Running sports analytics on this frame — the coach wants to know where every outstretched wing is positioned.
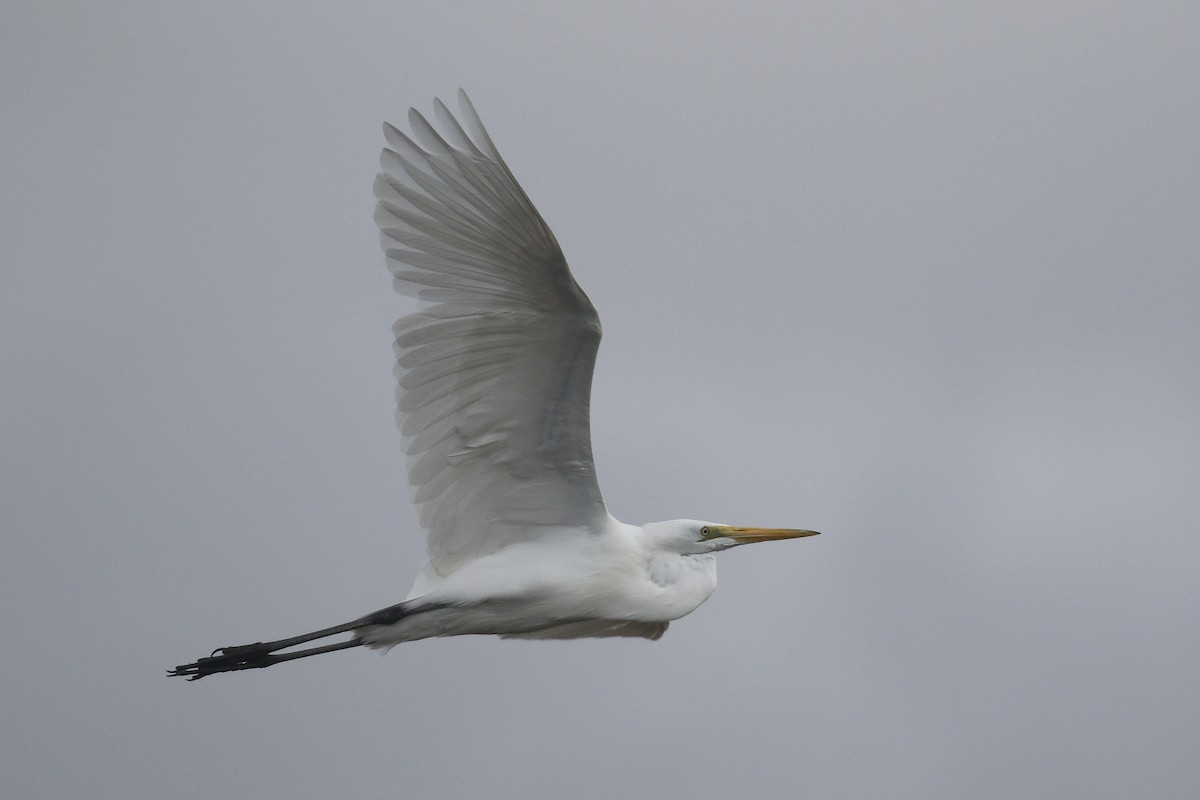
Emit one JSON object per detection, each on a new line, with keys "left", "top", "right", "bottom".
{"left": 374, "top": 91, "right": 608, "bottom": 596}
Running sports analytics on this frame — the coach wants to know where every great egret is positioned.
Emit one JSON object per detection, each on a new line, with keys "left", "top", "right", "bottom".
{"left": 169, "top": 91, "right": 818, "bottom": 680}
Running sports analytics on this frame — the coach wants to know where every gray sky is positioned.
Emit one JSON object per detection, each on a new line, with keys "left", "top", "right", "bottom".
{"left": 4, "top": 2, "right": 1198, "bottom": 798}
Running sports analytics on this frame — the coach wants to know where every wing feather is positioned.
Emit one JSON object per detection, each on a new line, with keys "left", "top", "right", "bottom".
{"left": 375, "top": 92, "right": 607, "bottom": 597}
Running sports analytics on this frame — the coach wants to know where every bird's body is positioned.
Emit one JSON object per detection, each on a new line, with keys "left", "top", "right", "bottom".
{"left": 359, "top": 520, "right": 718, "bottom": 647}
{"left": 170, "top": 92, "right": 817, "bottom": 680}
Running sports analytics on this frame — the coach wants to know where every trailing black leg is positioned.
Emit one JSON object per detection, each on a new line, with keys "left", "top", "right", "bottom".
{"left": 168, "top": 617, "right": 366, "bottom": 680}
{"left": 168, "top": 638, "right": 364, "bottom": 680}
{"left": 167, "top": 600, "right": 433, "bottom": 680}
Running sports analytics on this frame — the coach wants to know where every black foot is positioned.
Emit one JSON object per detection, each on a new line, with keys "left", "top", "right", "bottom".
{"left": 168, "top": 642, "right": 276, "bottom": 680}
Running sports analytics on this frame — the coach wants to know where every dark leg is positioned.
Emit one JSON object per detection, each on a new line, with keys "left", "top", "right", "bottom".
{"left": 168, "top": 600, "right": 426, "bottom": 680}
{"left": 168, "top": 637, "right": 363, "bottom": 680}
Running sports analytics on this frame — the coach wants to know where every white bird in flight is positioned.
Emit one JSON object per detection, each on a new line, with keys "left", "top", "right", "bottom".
{"left": 170, "top": 91, "right": 818, "bottom": 680}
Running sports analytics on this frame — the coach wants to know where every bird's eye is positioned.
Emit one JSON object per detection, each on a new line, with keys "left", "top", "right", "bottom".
{"left": 701, "top": 526, "right": 711, "bottom": 537}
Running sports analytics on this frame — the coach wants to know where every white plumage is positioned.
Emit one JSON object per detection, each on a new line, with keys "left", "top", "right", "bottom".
{"left": 374, "top": 93, "right": 606, "bottom": 598}
{"left": 169, "top": 91, "right": 817, "bottom": 679}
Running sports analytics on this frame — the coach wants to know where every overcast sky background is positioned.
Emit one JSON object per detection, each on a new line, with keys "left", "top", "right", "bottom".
{"left": 3, "top": 3, "right": 1198, "bottom": 798}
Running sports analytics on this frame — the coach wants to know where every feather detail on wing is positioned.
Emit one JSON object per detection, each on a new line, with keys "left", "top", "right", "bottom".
{"left": 374, "top": 91, "right": 607, "bottom": 596}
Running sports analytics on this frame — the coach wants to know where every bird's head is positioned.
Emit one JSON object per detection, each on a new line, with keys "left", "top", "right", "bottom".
{"left": 647, "top": 519, "right": 820, "bottom": 555}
